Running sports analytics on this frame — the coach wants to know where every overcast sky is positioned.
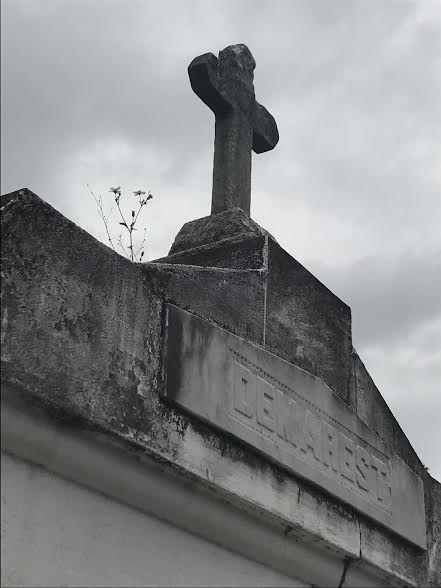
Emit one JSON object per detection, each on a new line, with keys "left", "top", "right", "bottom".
{"left": 2, "top": 0, "right": 440, "bottom": 481}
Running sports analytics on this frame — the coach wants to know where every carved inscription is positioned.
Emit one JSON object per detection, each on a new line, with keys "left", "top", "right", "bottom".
{"left": 165, "top": 304, "right": 427, "bottom": 548}
{"left": 232, "top": 359, "right": 392, "bottom": 511}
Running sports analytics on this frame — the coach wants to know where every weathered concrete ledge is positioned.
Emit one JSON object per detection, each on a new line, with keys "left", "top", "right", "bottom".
{"left": 1, "top": 189, "right": 440, "bottom": 586}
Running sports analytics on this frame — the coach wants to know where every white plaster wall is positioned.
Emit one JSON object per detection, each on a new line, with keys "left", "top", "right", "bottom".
{"left": 1, "top": 451, "right": 307, "bottom": 588}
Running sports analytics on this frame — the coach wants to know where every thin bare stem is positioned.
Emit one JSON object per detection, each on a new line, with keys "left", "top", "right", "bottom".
{"left": 128, "top": 203, "right": 146, "bottom": 262}
{"left": 114, "top": 198, "right": 134, "bottom": 261}
{"left": 91, "top": 186, "right": 153, "bottom": 262}
{"left": 132, "top": 202, "right": 144, "bottom": 228}
{"left": 115, "top": 198, "right": 129, "bottom": 230}
{"left": 87, "top": 184, "right": 116, "bottom": 252}
{"left": 116, "top": 234, "right": 130, "bottom": 258}
{"left": 129, "top": 230, "right": 134, "bottom": 262}
{"left": 134, "top": 228, "right": 147, "bottom": 261}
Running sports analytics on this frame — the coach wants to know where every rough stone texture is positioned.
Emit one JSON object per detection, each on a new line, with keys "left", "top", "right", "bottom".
{"left": 265, "top": 239, "right": 352, "bottom": 403}
{"left": 167, "top": 207, "right": 274, "bottom": 257}
{"left": 359, "top": 517, "right": 427, "bottom": 587}
{"left": 1, "top": 191, "right": 266, "bottom": 410}
{"left": 2, "top": 188, "right": 440, "bottom": 586}
{"left": 188, "top": 44, "right": 279, "bottom": 216}
{"left": 165, "top": 235, "right": 267, "bottom": 271}
{"left": 426, "top": 480, "right": 441, "bottom": 585}
{"left": 353, "top": 352, "right": 425, "bottom": 476}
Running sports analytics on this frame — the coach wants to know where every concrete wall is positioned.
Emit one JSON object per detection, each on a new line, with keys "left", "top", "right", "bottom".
{"left": 1, "top": 451, "right": 306, "bottom": 588}
{"left": 2, "top": 189, "right": 440, "bottom": 587}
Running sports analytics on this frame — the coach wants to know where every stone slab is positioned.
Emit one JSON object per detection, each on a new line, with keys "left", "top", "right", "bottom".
{"left": 164, "top": 304, "right": 426, "bottom": 549}
{"left": 264, "top": 238, "right": 352, "bottom": 403}
{"left": 167, "top": 208, "right": 273, "bottom": 256}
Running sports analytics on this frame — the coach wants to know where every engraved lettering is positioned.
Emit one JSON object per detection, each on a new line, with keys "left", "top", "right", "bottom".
{"left": 303, "top": 410, "right": 322, "bottom": 462}
{"left": 323, "top": 422, "right": 340, "bottom": 472}
{"left": 230, "top": 359, "right": 394, "bottom": 514}
{"left": 257, "top": 377, "right": 275, "bottom": 431}
{"left": 340, "top": 433, "right": 355, "bottom": 483}
{"left": 276, "top": 391, "right": 298, "bottom": 446}
{"left": 291, "top": 401, "right": 306, "bottom": 449}
{"left": 355, "top": 445, "right": 371, "bottom": 492}
{"left": 372, "top": 456, "right": 392, "bottom": 507}
{"left": 166, "top": 310, "right": 434, "bottom": 549}
{"left": 233, "top": 362, "right": 255, "bottom": 418}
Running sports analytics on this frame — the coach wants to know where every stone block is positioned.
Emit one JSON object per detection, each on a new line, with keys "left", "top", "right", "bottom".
{"left": 160, "top": 212, "right": 353, "bottom": 403}
{"left": 353, "top": 353, "right": 425, "bottom": 477}
{"left": 167, "top": 207, "right": 273, "bottom": 256}
{"left": 264, "top": 239, "right": 352, "bottom": 402}
{"left": 161, "top": 234, "right": 267, "bottom": 270}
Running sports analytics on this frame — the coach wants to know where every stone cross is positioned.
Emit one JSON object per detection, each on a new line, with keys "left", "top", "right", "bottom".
{"left": 188, "top": 44, "right": 279, "bottom": 216}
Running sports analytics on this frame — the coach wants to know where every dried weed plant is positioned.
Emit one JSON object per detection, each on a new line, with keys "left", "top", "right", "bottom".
{"left": 88, "top": 184, "right": 153, "bottom": 262}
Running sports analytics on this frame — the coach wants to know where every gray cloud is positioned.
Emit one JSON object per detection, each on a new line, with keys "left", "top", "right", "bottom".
{"left": 310, "top": 250, "right": 441, "bottom": 346}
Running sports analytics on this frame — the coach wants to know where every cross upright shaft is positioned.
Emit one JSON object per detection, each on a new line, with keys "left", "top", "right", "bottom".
{"left": 188, "top": 44, "right": 279, "bottom": 216}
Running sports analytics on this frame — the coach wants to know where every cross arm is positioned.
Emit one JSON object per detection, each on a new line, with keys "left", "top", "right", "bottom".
{"left": 188, "top": 53, "right": 229, "bottom": 115}
{"left": 252, "top": 102, "right": 279, "bottom": 153}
